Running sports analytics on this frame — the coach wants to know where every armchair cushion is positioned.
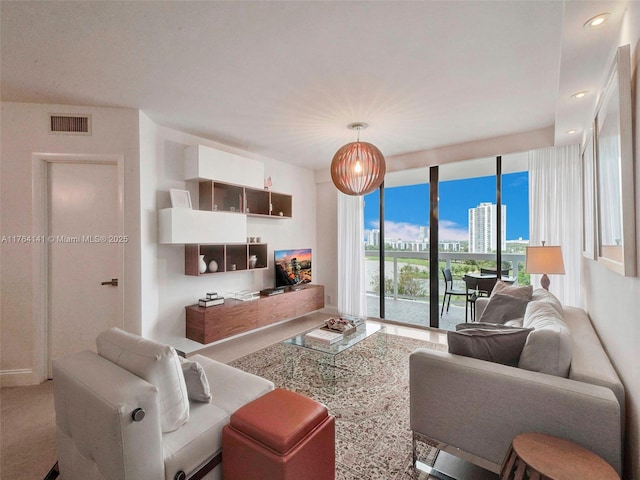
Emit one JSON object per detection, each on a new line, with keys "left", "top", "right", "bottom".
{"left": 162, "top": 402, "right": 228, "bottom": 480}
{"left": 96, "top": 327, "right": 189, "bottom": 432}
{"left": 192, "top": 354, "right": 275, "bottom": 414}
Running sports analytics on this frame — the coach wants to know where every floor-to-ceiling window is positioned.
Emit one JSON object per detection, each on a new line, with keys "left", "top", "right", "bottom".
{"left": 364, "top": 173, "right": 429, "bottom": 324}
{"left": 364, "top": 152, "right": 529, "bottom": 330}
{"left": 502, "top": 170, "right": 531, "bottom": 286}
{"left": 364, "top": 187, "right": 382, "bottom": 319}
{"left": 438, "top": 157, "right": 497, "bottom": 328}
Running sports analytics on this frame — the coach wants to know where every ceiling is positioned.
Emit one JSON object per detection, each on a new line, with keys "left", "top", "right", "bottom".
{"left": 0, "top": 1, "right": 629, "bottom": 172}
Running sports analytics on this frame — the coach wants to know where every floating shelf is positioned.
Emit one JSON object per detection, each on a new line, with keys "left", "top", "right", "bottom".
{"left": 185, "top": 243, "right": 268, "bottom": 276}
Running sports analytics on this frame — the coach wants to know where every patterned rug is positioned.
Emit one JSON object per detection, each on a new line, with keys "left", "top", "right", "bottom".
{"left": 228, "top": 330, "right": 447, "bottom": 479}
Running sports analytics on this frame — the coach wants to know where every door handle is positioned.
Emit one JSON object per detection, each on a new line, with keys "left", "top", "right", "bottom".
{"left": 101, "top": 278, "right": 118, "bottom": 286}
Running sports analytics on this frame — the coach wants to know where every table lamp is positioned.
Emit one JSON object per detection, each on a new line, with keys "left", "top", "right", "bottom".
{"left": 525, "top": 242, "right": 565, "bottom": 290}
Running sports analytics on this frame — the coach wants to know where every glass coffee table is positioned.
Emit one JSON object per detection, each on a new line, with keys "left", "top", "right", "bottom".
{"left": 282, "top": 322, "right": 386, "bottom": 392}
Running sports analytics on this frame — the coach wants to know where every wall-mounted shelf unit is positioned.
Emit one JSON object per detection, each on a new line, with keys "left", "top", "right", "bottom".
{"left": 158, "top": 208, "right": 247, "bottom": 244}
{"left": 198, "top": 180, "right": 292, "bottom": 218}
{"left": 269, "top": 192, "right": 293, "bottom": 218}
{"left": 185, "top": 144, "right": 264, "bottom": 188}
{"left": 245, "top": 188, "right": 270, "bottom": 216}
{"left": 185, "top": 243, "right": 268, "bottom": 276}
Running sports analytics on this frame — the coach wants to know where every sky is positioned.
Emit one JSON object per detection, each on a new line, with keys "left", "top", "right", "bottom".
{"left": 364, "top": 172, "right": 529, "bottom": 242}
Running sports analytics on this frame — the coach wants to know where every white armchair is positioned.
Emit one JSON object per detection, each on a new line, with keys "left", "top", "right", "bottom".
{"left": 50, "top": 328, "right": 274, "bottom": 480}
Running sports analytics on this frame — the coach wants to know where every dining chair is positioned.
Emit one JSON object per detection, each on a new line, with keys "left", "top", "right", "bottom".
{"left": 464, "top": 275, "right": 499, "bottom": 321}
{"left": 441, "top": 268, "right": 468, "bottom": 317}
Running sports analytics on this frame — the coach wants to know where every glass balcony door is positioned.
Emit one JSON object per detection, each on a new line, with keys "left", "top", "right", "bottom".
{"left": 364, "top": 153, "right": 529, "bottom": 330}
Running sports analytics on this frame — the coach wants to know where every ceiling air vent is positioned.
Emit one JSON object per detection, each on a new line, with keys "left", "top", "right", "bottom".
{"left": 48, "top": 114, "right": 91, "bottom": 135}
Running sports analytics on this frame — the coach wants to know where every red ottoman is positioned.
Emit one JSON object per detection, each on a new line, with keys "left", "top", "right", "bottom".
{"left": 222, "top": 388, "right": 335, "bottom": 480}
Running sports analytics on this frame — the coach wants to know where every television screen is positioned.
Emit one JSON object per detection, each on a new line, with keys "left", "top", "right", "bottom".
{"left": 274, "top": 248, "right": 312, "bottom": 287}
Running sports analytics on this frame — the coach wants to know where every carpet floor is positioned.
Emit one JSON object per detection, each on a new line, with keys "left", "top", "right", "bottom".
{"left": 0, "top": 329, "right": 445, "bottom": 480}
{"left": 1, "top": 381, "right": 57, "bottom": 480}
{"left": 227, "top": 331, "right": 446, "bottom": 480}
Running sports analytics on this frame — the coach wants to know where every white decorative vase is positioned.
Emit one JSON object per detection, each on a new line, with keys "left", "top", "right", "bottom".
{"left": 208, "top": 260, "right": 218, "bottom": 273}
{"left": 198, "top": 255, "right": 207, "bottom": 274}
{"left": 249, "top": 255, "right": 258, "bottom": 269}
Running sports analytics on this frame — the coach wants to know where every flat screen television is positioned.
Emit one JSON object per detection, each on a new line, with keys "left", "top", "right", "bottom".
{"left": 274, "top": 248, "right": 312, "bottom": 287}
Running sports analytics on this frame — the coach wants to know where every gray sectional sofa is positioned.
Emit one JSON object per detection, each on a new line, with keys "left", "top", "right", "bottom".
{"left": 409, "top": 287, "right": 624, "bottom": 475}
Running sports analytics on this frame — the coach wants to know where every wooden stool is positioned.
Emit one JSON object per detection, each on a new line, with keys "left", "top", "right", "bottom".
{"left": 500, "top": 432, "right": 619, "bottom": 480}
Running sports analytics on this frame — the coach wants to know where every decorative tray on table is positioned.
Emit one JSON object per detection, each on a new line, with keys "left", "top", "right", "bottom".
{"left": 322, "top": 317, "right": 357, "bottom": 336}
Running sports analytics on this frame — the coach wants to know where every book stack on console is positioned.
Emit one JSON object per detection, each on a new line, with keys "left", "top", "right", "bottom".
{"left": 199, "top": 292, "right": 224, "bottom": 307}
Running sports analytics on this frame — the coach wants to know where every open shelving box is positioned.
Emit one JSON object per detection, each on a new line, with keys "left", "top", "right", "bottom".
{"left": 185, "top": 243, "right": 269, "bottom": 276}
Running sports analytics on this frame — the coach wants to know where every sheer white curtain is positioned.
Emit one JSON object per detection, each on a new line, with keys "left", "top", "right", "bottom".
{"left": 337, "top": 192, "right": 367, "bottom": 318}
{"left": 528, "top": 145, "right": 582, "bottom": 306}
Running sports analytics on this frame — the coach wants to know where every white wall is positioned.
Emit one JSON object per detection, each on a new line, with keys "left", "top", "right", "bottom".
{"left": 0, "top": 103, "right": 317, "bottom": 386}
{"left": 582, "top": 4, "right": 640, "bottom": 478}
{"left": 314, "top": 180, "right": 338, "bottom": 312}
{"left": 0, "top": 102, "right": 141, "bottom": 386}
{"left": 138, "top": 114, "right": 318, "bottom": 343}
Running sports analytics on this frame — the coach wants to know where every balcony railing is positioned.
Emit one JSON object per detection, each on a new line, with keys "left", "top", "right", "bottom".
{"left": 365, "top": 250, "right": 527, "bottom": 300}
{"left": 364, "top": 250, "right": 527, "bottom": 329}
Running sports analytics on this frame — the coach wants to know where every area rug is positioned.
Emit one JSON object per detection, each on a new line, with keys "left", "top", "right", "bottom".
{"left": 228, "top": 331, "right": 447, "bottom": 480}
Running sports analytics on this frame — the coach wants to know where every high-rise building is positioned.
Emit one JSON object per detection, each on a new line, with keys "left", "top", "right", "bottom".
{"left": 367, "top": 229, "right": 380, "bottom": 247}
{"left": 418, "top": 226, "right": 428, "bottom": 242}
{"left": 468, "top": 202, "right": 506, "bottom": 253}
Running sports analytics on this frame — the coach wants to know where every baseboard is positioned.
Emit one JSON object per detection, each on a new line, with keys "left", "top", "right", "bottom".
{"left": 0, "top": 368, "right": 35, "bottom": 387}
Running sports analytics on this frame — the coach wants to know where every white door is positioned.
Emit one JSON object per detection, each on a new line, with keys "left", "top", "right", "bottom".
{"left": 47, "top": 161, "right": 124, "bottom": 377}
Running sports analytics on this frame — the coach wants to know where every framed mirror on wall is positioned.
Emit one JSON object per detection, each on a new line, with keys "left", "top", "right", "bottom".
{"left": 594, "top": 44, "right": 636, "bottom": 277}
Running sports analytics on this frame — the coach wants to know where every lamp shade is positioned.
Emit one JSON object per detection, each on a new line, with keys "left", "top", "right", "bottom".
{"left": 525, "top": 246, "right": 565, "bottom": 274}
{"left": 330, "top": 141, "right": 386, "bottom": 196}
{"left": 526, "top": 245, "right": 565, "bottom": 290}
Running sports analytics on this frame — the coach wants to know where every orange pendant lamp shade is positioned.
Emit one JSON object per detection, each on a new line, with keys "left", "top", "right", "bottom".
{"left": 330, "top": 124, "right": 386, "bottom": 196}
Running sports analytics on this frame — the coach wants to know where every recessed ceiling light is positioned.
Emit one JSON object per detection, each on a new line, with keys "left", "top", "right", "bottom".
{"left": 584, "top": 13, "right": 610, "bottom": 28}
{"left": 571, "top": 91, "right": 589, "bottom": 99}
{"left": 566, "top": 129, "right": 577, "bottom": 134}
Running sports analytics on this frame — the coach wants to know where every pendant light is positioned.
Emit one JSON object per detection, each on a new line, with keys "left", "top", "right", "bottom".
{"left": 330, "top": 122, "right": 386, "bottom": 196}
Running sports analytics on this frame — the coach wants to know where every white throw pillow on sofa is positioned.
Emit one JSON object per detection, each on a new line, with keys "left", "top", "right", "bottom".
{"left": 96, "top": 327, "right": 190, "bottom": 432}
{"left": 530, "top": 288, "right": 563, "bottom": 316}
{"left": 519, "top": 301, "right": 572, "bottom": 377}
{"left": 179, "top": 357, "right": 212, "bottom": 403}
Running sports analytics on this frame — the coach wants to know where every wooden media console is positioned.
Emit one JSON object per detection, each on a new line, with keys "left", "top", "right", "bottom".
{"left": 186, "top": 284, "right": 325, "bottom": 344}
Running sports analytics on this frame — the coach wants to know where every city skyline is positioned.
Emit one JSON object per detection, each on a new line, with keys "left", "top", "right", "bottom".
{"left": 364, "top": 171, "right": 529, "bottom": 242}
